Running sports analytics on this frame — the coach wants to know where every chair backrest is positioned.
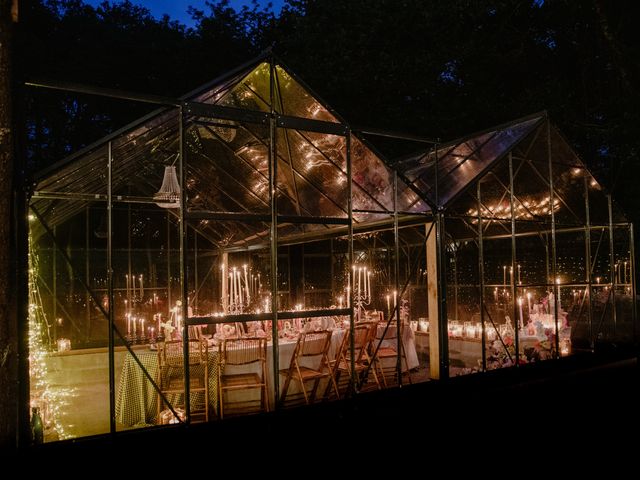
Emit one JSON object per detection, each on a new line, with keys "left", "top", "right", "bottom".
{"left": 188, "top": 325, "right": 203, "bottom": 340}
{"left": 220, "top": 337, "right": 266, "bottom": 366}
{"left": 299, "top": 330, "right": 332, "bottom": 358}
{"left": 160, "top": 339, "right": 207, "bottom": 368}
{"left": 334, "top": 324, "right": 371, "bottom": 366}
{"left": 376, "top": 320, "right": 398, "bottom": 342}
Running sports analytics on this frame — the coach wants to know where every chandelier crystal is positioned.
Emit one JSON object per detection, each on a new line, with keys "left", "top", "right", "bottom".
{"left": 154, "top": 165, "right": 181, "bottom": 208}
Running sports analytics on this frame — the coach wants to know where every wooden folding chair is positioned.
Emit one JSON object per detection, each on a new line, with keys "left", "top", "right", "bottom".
{"left": 218, "top": 337, "right": 269, "bottom": 419}
{"left": 279, "top": 330, "right": 338, "bottom": 405}
{"left": 372, "top": 320, "right": 412, "bottom": 387}
{"left": 157, "top": 338, "right": 209, "bottom": 423}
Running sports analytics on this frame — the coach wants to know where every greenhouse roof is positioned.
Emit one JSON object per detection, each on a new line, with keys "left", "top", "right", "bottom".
{"left": 30, "top": 54, "right": 429, "bottom": 247}
{"left": 30, "top": 54, "right": 625, "bottom": 248}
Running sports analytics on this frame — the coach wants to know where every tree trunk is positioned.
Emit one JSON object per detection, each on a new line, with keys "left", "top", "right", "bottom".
{"left": 0, "top": 0, "right": 17, "bottom": 449}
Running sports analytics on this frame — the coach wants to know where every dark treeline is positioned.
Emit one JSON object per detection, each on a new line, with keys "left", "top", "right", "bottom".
{"left": 19, "top": 0, "right": 640, "bottom": 216}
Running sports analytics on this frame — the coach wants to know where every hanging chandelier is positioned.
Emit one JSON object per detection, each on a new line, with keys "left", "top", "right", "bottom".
{"left": 154, "top": 165, "right": 181, "bottom": 208}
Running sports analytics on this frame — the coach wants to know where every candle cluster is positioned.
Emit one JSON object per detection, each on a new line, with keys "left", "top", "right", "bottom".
{"left": 224, "top": 264, "right": 260, "bottom": 314}
{"left": 614, "top": 260, "right": 632, "bottom": 285}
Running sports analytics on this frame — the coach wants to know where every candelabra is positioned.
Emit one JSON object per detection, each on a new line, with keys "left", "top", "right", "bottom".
{"left": 352, "top": 265, "right": 372, "bottom": 320}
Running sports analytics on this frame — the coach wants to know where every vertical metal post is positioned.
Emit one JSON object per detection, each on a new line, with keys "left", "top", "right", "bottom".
{"left": 167, "top": 210, "right": 171, "bottom": 309}
{"left": 107, "top": 141, "right": 116, "bottom": 434}
{"left": 608, "top": 194, "right": 616, "bottom": 336}
{"left": 630, "top": 223, "right": 637, "bottom": 345}
{"left": 347, "top": 133, "right": 356, "bottom": 390}
{"left": 268, "top": 58, "right": 280, "bottom": 406}
{"left": 52, "top": 225, "right": 57, "bottom": 340}
{"left": 547, "top": 122, "right": 560, "bottom": 357}
{"left": 178, "top": 106, "right": 191, "bottom": 423}
{"left": 128, "top": 201, "right": 132, "bottom": 308}
{"left": 453, "top": 247, "right": 458, "bottom": 320}
{"left": 478, "top": 182, "right": 487, "bottom": 371}
{"left": 85, "top": 207, "right": 90, "bottom": 337}
{"left": 393, "top": 170, "right": 402, "bottom": 385}
{"left": 433, "top": 144, "right": 449, "bottom": 379}
{"left": 584, "top": 174, "right": 593, "bottom": 351}
{"left": 509, "top": 153, "right": 519, "bottom": 366}
{"left": 435, "top": 213, "right": 449, "bottom": 379}
{"left": 194, "top": 232, "right": 198, "bottom": 313}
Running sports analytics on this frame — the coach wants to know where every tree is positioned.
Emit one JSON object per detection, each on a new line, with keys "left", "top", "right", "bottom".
{"left": 0, "top": 0, "right": 17, "bottom": 449}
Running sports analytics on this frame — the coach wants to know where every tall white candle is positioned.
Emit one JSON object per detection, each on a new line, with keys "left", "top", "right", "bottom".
{"left": 352, "top": 265, "right": 356, "bottom": 296}
{"left": 503, "top": 266, "right": 506, "bottom": 286}
{"left": 243, "top": 265, "right": 250, "bottom": 303}
{"left": 133, "top": 316, "right": 137, "bottom": 335}
{"left": 127, "top": 314, "right": 131, "bottom": 335}
{"left": 367, "top": 270, "right": 371, "bottom": 298}
{"left": 126, "top": 274, "right": 131, "bottom": 307}
{"left": 518, "top": 297, "right": 524, "bottom": 330}
{"left": 141, "top": 318, "right": 145, "bottom": 335}
{"left": 139, "top": 275, "right": 144, "bottom": 298}
{"left": 526, "top": 292, "right": 532, "bottom": 314}
{"left": 393, "top": 290, "right": 397, "bottom": 319}
{"left": 624, "top": 261, "right": 628, "bottom": 284}
{"left": 232, "top": 269, "right": 237, "bottom": 304}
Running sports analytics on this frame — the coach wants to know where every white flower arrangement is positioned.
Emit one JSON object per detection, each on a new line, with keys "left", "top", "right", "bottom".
{"left": 160, "top": 321, "right": 175, "bottom": 340}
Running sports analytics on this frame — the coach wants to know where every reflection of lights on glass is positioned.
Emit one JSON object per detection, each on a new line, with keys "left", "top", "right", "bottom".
{"left": 572, "top": 168, "right": 581, "bottom": 175}
{"left": 596, "top": 277, "right": 601, "bottom": 284}
{"left": 556, "top": 277, "right": 561, "bottom": 285}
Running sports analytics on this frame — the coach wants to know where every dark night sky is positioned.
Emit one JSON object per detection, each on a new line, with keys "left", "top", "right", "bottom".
{"left": 84, "top": 0, "right": 285, "bottom": 27}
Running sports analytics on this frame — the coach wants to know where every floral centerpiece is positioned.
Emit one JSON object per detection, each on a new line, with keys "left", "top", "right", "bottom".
{"left": 160, "top": 321, "right": 176, "bottom": 341}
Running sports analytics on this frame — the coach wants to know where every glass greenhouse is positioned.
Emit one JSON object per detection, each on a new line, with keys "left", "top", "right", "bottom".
{"left": 26, "top": 54, "right": 636, "bottom": 441}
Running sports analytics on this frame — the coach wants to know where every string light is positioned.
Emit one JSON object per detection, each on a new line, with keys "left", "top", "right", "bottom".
{"left": 28, "top": 236, "right": 73, "bottom": 441}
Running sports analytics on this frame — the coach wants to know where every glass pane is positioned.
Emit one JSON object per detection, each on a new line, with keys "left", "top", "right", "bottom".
{"left": 399, "top": 116, "right": 543, "bottom": 208}
{"left": 186, "top": 117, "right": 271, "bottom": 215}
{"left": 277, "top": 127, "right": 348, "bottom": 217}
{"left": 613, "top": 226, "right": 633, "bottom": 344}
{"left": 481, "top": 227, "right": 515, "bottom": 370}
{"left": 275, "top": 66, "right": 338, "bottom": 122}
{"left": 29, "top": 199, "right": 110, "bottom": 441}
{"left": 113, "top": 205, "right": 183, "bottom": 430}
{"left": 34, "top": 148, "right": 108, "bottom": 196}
{"left": 445, "top": 218, "right": 482, "bottom": 376}
{"left": 217, "top": 62, "right": 271, "bottom": 113}
{"left": 551, "top": 162, "right": 586, "bottom": 225}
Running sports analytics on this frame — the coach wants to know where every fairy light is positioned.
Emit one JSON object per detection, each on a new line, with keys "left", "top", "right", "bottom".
{"left": 28, "top": 236, "right": 73, "bottom": 441}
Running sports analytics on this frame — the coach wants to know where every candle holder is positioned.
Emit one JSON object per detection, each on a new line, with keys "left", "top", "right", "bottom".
{"left": 56, "top": 338, "right": 71, "bottom": 353}
{"left": 352, "top": 266, "right": 372, "bottom": 320}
